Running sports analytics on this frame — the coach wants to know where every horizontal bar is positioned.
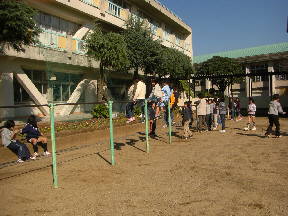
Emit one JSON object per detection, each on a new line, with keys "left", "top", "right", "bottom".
{"left": 0, "top": 104, "right": 49, "bottom": 109}
{"left": 54, "top": 102, "right": 106, "bottom": 106}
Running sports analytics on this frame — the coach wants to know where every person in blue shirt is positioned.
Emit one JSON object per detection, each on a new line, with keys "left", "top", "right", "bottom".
{"left": 161, "top": 81, "right": 171, "bottom": 128}
{"left": 21, "top": 115, "right": 50, "bottom": 157}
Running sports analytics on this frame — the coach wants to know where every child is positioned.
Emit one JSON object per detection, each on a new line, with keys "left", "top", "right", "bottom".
{"left": 182, "top": 101, "right": 193, "bottom": 139}
{"left": 219, "top": 98, "right": 227, "bottom": 133}
{"left": 1, "top": 120, "right": 35, "bottom": 163}
{"left": 244, "top": 98, "right": 257, "bottom": 131}
{"left": 148, "top": 101, "right": 157, "bottom": 138}
{"left": 265, "top": 94, "right": 286, "bottom": 138}
{"left": 235, "top": 98, "right": 242, "bottom": 121}
{"left": 206, "top": 99, "right": 213, "bottom": 131}
{"left": 212, "top": 98, "right": 219, "bottom": 130}
{"left": 21, "top": 115, "right": 50, "bottom": 157}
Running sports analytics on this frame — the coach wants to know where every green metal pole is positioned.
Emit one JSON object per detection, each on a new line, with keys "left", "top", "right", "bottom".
{"left": 49, "top": 103, "right": 58, "bottom": 188}
{"left": 144, "top": 100, "right": 149, "bottom": 153}
{"left": 167, "top": 99, "right": 172, "bottom": 144}
{"left": 108, "top": 101, "right": 115, "bottom": 166}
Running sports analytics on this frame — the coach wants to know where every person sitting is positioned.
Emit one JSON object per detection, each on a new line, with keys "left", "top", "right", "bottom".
{"left": 21, "top": 115, "right": 50, "bottom": 157}
{"left": 1, "top": 120, "right": 35, "bottom": 163}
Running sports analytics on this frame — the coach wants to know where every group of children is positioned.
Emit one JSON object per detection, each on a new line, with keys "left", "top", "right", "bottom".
{"left": 1, "top": 93, "right": 285, "bottom": 163}
{"left": 147, "top": 93, "right": 286, "bottom": 140}
{"left": 1, "top": 115, "right": 50, "bottom": 163}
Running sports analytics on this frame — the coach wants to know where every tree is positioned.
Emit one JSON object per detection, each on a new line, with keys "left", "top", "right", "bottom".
{"left": 0, "top": 0, "right": 41, "bottom": 53}
{"left": 123, "top": 17, "right": 161, "bottom": 78}
{"left": 85, "top": 26, "right": 129, "bottom": 101}
{"left": 197, "top": 56, "right": 243, "bottom": 96}
{"left": 153, "top": 47, "right": 192, "bottom": 78}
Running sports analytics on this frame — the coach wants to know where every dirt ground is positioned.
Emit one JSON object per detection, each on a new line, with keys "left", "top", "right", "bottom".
{"left": 0, "top": 117, "right": 288, "bottom": 216}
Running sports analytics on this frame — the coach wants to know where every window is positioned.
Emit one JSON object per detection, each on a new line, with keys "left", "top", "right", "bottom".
{"left": 23, "top": 70, "right": 48, "bottom": 95}
{"left": 250, "top": 64, "right": 268, "bottom": 82}
{"left": 18, "top": 69, "right": 83, "bottom": 103}
{"left": 36, "top": 12, "right": 80, "bottom": 36}
{"left": 150, "top": 19, "right": 159, "bottom": 35}
{"left": 51, "top": 72, "right": 83, "bottom": 102}
{"left": 164, "top": 27, "right": 171, "bottom": 41}
{"left": 14, "top": 78, "right": 31, "bottom": 103}
{"left": 275, "top": 63, "right": 288, "bottom": 80}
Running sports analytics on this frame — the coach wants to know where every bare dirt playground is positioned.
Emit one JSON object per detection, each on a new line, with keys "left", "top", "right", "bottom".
{"left": 0, "top": 117, "right": 288, "bottom": 216}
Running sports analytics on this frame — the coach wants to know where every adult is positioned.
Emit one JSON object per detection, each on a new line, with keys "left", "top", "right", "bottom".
{"left": 126, "top": 78, "right": 146, "bottom": 123}
{"left": 195, "top": 94, "right": 207, "bottom": 132}
{"left": 161, "top": 81, "right": 172, "bottom": 128}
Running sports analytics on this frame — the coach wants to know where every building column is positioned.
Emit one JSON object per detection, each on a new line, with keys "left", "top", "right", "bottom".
{"left": 59, "top": 79, "right": 90, "bottom": 116}
{"left": 245, "top": 66, "right": 252, "bottom": 97}
{"left": 268, "top": 63, "right": 276, "bottom": 96}
{"left": 0, "top": 71, "right": 15, "bottom": 119}
{"left": 205, "top": 79, "right": 211, "bottom": 90}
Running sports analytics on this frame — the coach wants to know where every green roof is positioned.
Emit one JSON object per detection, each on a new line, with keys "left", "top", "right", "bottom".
{"left": 193, "top": 42, "right": 288, "bottom": 63}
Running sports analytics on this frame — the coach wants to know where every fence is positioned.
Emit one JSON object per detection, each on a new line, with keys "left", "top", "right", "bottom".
{"left": 0, "top": 100, "right": 173, "bottom": 188}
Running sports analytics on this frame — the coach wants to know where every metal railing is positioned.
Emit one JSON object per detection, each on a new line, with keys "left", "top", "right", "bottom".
{"left": 0, "top": 100, "right": 174, "bottom": 188}
{"left": 108, "top": 1, "right": 121, "bottom": 18}
{"left": 79, "top": 0, "right": 99, "bottom": 8}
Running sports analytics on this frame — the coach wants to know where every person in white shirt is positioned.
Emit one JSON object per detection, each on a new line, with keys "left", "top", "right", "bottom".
{"left": 195, "top": 94, "right": 207, "bottom": 132}
{"left": 126, "top": 78, "right": 146, "bottom": 123}
{"left": 244, "top": 97, "right": 257, "bottom": 131}
{"left": 1, "top": 120, "right": 36, "bottom": 163}
{"left": 148, "top": 79, "right": 163, "bottom": 117}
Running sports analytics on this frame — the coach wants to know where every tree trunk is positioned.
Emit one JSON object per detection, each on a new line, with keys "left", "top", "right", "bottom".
{"left": 97, "top": 62, "right": 107, "bottom": 102}
{"left": 133, "top": 67, "right": 139, "bottom": 79}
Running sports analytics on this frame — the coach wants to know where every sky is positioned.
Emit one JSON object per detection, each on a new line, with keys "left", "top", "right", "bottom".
{"left": 158, "top": 0, "right": 288, "bottom": 56}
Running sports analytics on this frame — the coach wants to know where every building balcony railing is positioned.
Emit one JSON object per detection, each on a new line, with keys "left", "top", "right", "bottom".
{"left": 107, "top": 1, "right": 121, "bottom": 18}
{"left": 79, "top": 0, "right": 99, "bottom": 8}
{"left": 37, "top": 29, "right": 87, "bottom": 55}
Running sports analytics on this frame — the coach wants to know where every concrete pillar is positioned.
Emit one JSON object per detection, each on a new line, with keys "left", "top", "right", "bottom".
{"left": 73, "top": 24, "right": 92, "bottom": 40}
{"left": 0, "top": 72, "right": 15, "bottom": 119}
{"left": 268, "top": 63, "right": 276, "bottom": 96}
{"left": 59, "top": 79, "right": 90, "bottom": 115}
{"left": 15, "top": 69, "right": 49, "bottom": 115}
{"left": 84, "top": 80, "right": 97, "bottom": 112}
{"left": 245, "top": 66, "right": 252, "bottom": 97}
{"left": 205, "top": 79, "right": 211, "bottom": 90}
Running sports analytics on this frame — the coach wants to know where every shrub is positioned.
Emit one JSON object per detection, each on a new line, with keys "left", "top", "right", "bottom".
{"left": 91, "top": 104, "right": 109, "bottom": 118}
{"left": 134, "top": 105, "right": 142, "bottom": 117}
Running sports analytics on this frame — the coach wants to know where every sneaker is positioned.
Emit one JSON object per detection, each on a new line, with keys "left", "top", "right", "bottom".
{"left": 251, "top": 127, "right": 256, "bottom": 131}
{"left": 30, "top": 156, "right": 36, "bottom": 160}
{"left": 17, "top": 159, "right": 24, "bottom": 163}
{"left": 220, "top": 130, "right": 226, "bottom": 133}
{"left": 265, "top": 133, "right": 271, "bottom": 138}
{"left": 244, "top": 127, "right": 249, "bottom": 131}
{"left": 275, "top": 135, "right": 282, "bottom": 138}
{"left": 34, "top": 152, "right": 39, "bottom": 157}
{"left": 43, "top": 151, "right": 51, "bottom": 156}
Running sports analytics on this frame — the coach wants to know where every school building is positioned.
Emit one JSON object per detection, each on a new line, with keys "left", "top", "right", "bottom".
{"left": 193, "top": 42, "right": 288, "bottom": 111}
{"left": 0, "top": 0, "right": 193, "bottom": 119}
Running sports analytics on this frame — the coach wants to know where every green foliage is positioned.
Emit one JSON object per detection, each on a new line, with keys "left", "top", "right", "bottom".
{"left": 134, "top": 105, "right": 142, "bottom": 117}
{"left": 154, "top": 47, "right": 193, "bottom": 79}
{"left": 0, "top": 0, "right": 41, "bottom": 53}
{"left": 91, "top": 104, "right": 109, "bottom": 119}
{"left": 123, "top": 17, "right": 161, "bottom": 77}
{"left": 197, "top": 56, "right": 244, "bottom": 94}
{"left": 86, "top": 26, "right": 129, "bottom": 72}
